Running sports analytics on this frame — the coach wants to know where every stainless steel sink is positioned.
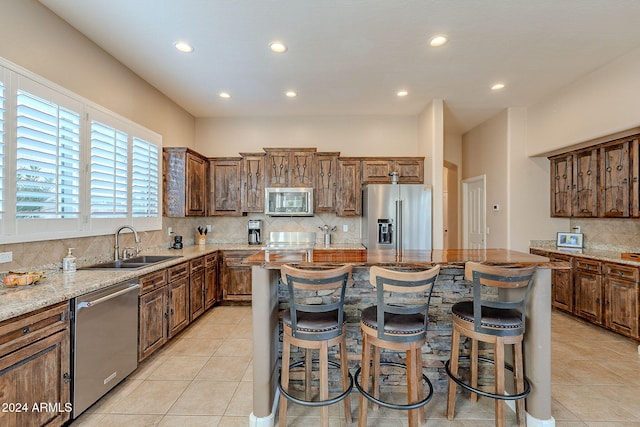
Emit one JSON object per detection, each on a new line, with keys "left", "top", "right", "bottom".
{"left": 81, "top": 255, "right": 180, "bottom": 270}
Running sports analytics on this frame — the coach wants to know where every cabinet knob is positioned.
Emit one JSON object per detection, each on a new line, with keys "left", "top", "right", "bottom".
{"left": 63, "top": 373, "right": 71, "bottom": 384}
{"left": 22, "top": 326, "right": 30, "bottom": 334}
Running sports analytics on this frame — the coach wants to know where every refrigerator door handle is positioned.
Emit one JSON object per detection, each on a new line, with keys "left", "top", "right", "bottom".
{"left": 396, "top": 199, "right": 402, "bottom": 250}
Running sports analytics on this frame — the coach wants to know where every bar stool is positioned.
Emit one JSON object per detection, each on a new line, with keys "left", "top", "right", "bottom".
{"left": 278, "top": 264, "right": 353, "bottom": 427}
{"left": 445, "top": 262, "right": 537, "bottom": 427}
{"left": 355, "top": 265, "right": 440, "bottom": 427}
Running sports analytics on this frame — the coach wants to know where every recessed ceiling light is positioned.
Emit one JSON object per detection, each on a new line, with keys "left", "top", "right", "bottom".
{"left": 491, "top": 83, "right": 505, "bottom": 91}
{"left": 219, "top": 92, "right": 231, "bottom": 99}
{"left": 285, "top": 91, "right": 297, "bottom": 98}
{"left": 429, "top": 35, "right": 448, "bottom": 47}
{"left": 174, "top": 41, "right": 194, "bottom": 53}
{"left": 397, "top": 90, "right": 409, "bottom": 97}
{"left": 269, "top": 41, "right": 288, "bottom": 53}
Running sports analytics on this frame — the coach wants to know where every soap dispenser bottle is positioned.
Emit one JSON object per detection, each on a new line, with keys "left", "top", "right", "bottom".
{"left": 63, "top": 248, "right": 77, "bottom": 273}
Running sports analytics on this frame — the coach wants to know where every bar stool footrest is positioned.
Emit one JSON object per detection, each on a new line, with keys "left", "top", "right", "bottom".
{"left": 354, "top": 361, "right": 434, "bottom": 410}
{"left": 279, "top": 359, "right": 354, "bottom": 407}
{"left": 444, "top": 356, "right": 531, "bottom": 401}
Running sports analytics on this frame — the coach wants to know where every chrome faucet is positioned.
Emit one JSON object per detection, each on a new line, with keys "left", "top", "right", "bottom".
{"left": 114, "top": 225, "right": 141, "bottom": 261}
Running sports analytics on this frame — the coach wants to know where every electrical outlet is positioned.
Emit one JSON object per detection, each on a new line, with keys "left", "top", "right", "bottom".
{"left": 206, "top": 224, "right": 212, "bottom": 233}
{"left": 167, "top": 227, "right": 173, "bottom": 235}
{"left": 0, "top": 251, "right": 13, "bottom": 264}
{"left": 343, "top": 224, "right": 348, "bottom": 232}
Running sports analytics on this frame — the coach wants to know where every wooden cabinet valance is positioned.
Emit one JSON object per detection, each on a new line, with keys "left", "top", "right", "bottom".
{"left": 550, "top": 134, "right": 640, "bottom": 218}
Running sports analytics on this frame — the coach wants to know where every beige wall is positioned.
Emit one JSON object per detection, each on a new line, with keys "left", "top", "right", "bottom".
{"left": 0, "top": 0, "right": 196, "bottom": 148}
{"left": 195, "top": 115, "right": 419, "bottom": 157}
{"left": 527, "top": 47, "right": 640, "bottom": 156}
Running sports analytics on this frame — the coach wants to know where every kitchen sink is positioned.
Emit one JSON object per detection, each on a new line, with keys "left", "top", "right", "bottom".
{"left": 81, "top": 255, "right": 180, "bottom": 270}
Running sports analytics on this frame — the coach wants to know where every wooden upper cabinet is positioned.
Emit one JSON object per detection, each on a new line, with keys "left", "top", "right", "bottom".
{"left": 210, "top": 157, "right": 242, "bottom": 216}
{"left": 265, "top": 148, "right": 316, "bottom": 187}
{"left": 600, "top": 139, "right": 630, "bottom": 217}
{"left": 241, "top": 153, "right": 265, "bottom": 212}
{"left": 163, "top": 148, "right": 209, "bottom": 217}
{"left": 315, "top": 152, "right": 339, "bottom": 212}
{"left": 573, "top": 148, "right": 599, "bottom": 217}
{"left": 550, "top": 154, "right": 573, "bottom": 217}
{"left": 362, "top": 158, "right": 424, "bottom": 184}
{"left": 630, "top": 137, "right": 640, "bottom": 217}
{"left": 336, "top": 158, "right": 362, "bottom": 216}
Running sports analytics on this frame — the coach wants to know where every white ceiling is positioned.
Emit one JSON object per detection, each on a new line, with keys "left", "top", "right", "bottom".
{"left": 39, "top": 0, "right": 640, "bottom": 133}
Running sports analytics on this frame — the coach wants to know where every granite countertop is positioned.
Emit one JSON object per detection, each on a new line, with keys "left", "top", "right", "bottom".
{"left": 530, "top": 245, "right": 640, "bottom": 267}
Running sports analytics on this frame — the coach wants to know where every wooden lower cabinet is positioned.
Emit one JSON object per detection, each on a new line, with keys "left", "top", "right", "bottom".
{"left": 220, "top": 251, "right": 253, "bottom": 302}
{"left": 205, "top": 252, "right": 219, "bottom": 309}
{"left": 0, "top": 302, "right": 71, "bottom": 427}
{"left": 168, "top": 276, "right": 190, "bottom": 338}
{"left": 189, "top": 256, "right": 206, "bottom": 321}
{"left": 573, "top": 259, "right": 603, "bottom": 325}
{"left": 604, "top": 263, "right": 639, "bottom": 338}
{"left": 550, "top": 254, "right": 574, "bottom": 312}
{"left": 138, "top": 269, "right": 169, "bottom": 362}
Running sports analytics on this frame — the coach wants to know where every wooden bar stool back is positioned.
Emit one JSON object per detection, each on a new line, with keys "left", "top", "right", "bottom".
{"left": 278, "top": 264, "right": 353, "bottom": 427}
{"left": 446, "top": 262, "right": 537, "bottom": 427}
{"left": 355, "top": 265, "right": 440, "bottom": 427}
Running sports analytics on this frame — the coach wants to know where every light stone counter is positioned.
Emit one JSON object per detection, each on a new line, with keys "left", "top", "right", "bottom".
{"left": 0, "top": 243, "right": 261, "bottom": 322}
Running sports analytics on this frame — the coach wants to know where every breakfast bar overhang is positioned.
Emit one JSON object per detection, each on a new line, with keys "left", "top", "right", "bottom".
{"left": 246, "top": 248, "right": 561, "bottom": 427}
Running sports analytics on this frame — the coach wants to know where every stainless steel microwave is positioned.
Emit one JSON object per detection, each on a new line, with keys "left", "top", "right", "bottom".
{"left": 264, "top": 187, "right": 314, "bottom": 216}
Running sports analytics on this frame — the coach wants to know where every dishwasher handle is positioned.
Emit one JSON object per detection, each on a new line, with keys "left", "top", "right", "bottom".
{"left": 77, "top": 283, "right": 140, "bottom": 310}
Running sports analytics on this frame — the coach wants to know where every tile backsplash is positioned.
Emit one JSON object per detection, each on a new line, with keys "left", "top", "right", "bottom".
{"left": 570, "top": 218, "right": 640, "bottom": 252}
{"left": 0, "top": 213, "right": 360, "bottom": 273}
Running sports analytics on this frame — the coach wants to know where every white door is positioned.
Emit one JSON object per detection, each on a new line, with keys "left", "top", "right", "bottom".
{"left": 463, "top": 175, "right": 486, "bottom": 249}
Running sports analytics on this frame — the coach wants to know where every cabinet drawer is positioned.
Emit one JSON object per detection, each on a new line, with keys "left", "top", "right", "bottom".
{"left": 140, "top": 269, "right": 168, "bottom": 294}
{"left": 605, "top": 263, "right": 639, "bottom": 282}
{"left": 575, "top": 258, "right": 602, "bottom": 273}
{"left": 205, "top": 252, "right": 217, "bottom": 268}
{"left": 190, "top": 256, "right": 205, "bottom": 272}
{"left": 168, "top": 261, "right": 190, "bottom": 282}
{"left": 0, "top": 301, "right": 69, "bottom": 357}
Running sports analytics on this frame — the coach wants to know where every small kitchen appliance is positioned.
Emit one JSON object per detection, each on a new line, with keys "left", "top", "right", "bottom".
{"left": 172, "top": 235, "right": 183, "bottom": 249}
{"left": 248, "top": 219, "right": 262, "bottom": 245}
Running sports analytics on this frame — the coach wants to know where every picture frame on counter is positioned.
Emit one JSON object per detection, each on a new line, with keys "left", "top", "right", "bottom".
{"left": 557, "top": 232, "right": 583, "bottom": 248}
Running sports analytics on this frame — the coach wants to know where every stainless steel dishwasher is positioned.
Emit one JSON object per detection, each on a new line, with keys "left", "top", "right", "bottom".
{"left": 71, "top": 279, "right": 140, "bottom": 418}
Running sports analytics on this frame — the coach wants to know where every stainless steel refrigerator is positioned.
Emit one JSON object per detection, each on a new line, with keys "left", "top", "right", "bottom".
{"left": 361, "top": 184, "right": 432, "bottom": 250}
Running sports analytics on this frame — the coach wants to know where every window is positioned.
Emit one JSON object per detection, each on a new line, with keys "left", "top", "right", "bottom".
{"left": 0, "top": 60, "right": 162, "bottom": 244}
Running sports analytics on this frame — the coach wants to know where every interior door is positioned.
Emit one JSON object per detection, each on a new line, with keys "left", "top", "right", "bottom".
{"left": 463, "top": 175, "right": 486, "bottom": 249}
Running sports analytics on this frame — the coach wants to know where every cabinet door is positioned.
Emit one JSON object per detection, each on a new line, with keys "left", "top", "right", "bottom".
{"left": 315, "top": 153, "right": 338, "bottom": 212}
{"left": 289, "top": 151, "right": 314, "bottom": 187}
{"left": 604, "top": 263, "right": 639, "bottom": 338}
{"left": 630, "top": 138, "right": 640, "bottom": 217}
{"left": 550, "top": 154, "right": 573, "bottom": 217}
{"left": 550, "top": 255, "right": 573, "bottom": 313}
{"left": 169, "top": 277, "right": 190, "bottom": 337}
{"left": 190, "top": 268, "right": 205, "bottom": 321}
{"left": 336, "top": 159, "right": 362, "bottom": 216}
{"left": 221, "top": 252, "right": 253, "bottom": 302}
{"left": 574, "top": 269, "right": 603, "bottom": 324}
{"left": 204, "top": 253, "right": 218, "bottom": 309}
{"left": 600, "top": 140, "right": 630, "bottom": 217}
{"left": 394, "top": 158, "right": 424, "bottom": 183}
{"left": 210, "top": 158, "right": 242, "bottom": 216}
{"left": 266, "top": 151, "right": 289, "bottom": 187}
{"left": 186, "top": 152, "right": 208, "bottom": 216}
{"left": 241, "top": 154, "right": 265, "bottom": 212}
{"left": 572, "top": 149, "right": 598, "bottom": 217}
{"left": 362, "top": 160, "right": 392, "bottom": 183}
{"left": 139, "top": 286, "right": 168, "bottom": 361}
{"left": 0, "top": 330, "right": 71, "bottom": 427}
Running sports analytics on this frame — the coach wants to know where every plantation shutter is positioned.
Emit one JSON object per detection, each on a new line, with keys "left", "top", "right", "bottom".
{"left": 131, "top": 137, "right": 160, "bottom": 218}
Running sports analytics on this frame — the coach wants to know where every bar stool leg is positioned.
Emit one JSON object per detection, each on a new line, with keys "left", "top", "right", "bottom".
{"left": 470, "top": 337, "right": 479, "bottom": 403}
{"left": 415, "top": 345, "right": 426, "bottom": 424}
{"left": 358, "top": 332, "right": 371, "bottom": 427}
{"left": 371, "top": 345, "right": 381, "bottom": 411}
{"left": 446, "top": 326, "right": 461, "bottom": 420}
{"left": 305, "top": 348, "right": 313, "bottom": 401}
{"left": 514, "top": 340, "right": 526, "bottom": 426}
{"left": 319, "top": 341, "right": 329, "bottom": 427}
{"left": 279, "top": 338, "right": 291, "bottom": 427}
{"left": 339, "top": 339, "right": 352, "bottom": 423}
{"left": 494, "top": 338, "right": 506, "bottom": 427}
{"left": 407, "top": 345, "right": 419, "bottom": 427}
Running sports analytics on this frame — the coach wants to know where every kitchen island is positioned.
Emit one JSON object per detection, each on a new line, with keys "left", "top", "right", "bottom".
{"left": 246, "top": 248, "right": 560, "bottom": 427}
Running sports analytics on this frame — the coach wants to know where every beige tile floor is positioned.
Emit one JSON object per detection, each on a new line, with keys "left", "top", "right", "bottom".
{"left": 71, "top": 306, "right": 640, "bottom": 426}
